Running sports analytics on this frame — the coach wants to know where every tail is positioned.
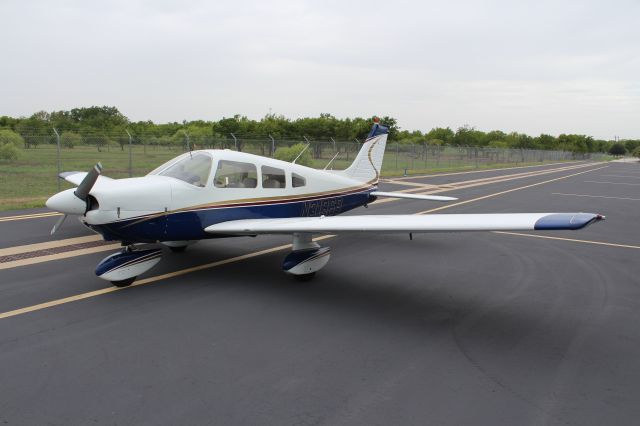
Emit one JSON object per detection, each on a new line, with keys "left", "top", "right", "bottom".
{"left": 340, "top": 120, "right": 389, "bottom": 184}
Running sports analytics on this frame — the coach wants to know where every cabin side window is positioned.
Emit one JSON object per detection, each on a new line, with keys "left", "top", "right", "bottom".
{"left": 262, "top": 166, "right": 286, "bottom": 189}
{"left": 214, "top": 160, "right": 257, "bottom": 188}
{"left": 292, "top": 173, "right": 306, "bottom": 188}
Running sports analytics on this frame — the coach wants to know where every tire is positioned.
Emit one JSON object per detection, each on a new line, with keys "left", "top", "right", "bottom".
{"left": 294, "top": 272, "right": 316, "bottom": 282}
{"left": 169, "top": 245, "right": 188, "bottom": 253}
{"left": 111, "top": 277, "right": 136, "bottom": 287}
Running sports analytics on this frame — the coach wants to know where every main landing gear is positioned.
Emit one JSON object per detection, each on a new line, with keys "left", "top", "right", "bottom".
{"left": 95, "top": 245, "right": 163, "bottom": 287}
{"left": 282, "top": 233, "right": 331, "bottom": 281}
{"left": 162, "top": 240, "right": 195, "bottom": 253}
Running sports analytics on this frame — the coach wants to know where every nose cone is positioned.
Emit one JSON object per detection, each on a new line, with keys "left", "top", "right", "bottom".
{"left": 46, "top": 189, "right": 86, "bottom": 215}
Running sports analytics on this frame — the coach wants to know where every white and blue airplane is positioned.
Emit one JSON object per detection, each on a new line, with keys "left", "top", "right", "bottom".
{"left": 46, "top": 120, "right": 604, "bottom": 287}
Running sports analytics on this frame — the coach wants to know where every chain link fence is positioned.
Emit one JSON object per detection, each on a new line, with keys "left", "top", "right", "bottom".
{"left": 0, "top": 130, "right": 608, "bottom": 210}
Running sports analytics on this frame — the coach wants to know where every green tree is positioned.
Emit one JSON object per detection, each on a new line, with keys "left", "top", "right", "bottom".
{"left": 61, "top": 131, "right": 82, "bottom": 149}
{"left": 426, "top": 127, "right": 454, "bottom": 144}
{"left": 0, "top": 129, "right": 22, "bottom": 160}
{"left": 624, "top": 140, "right": 640, "bottom": 152}
{"left": 274, "top": 143, "right": 312, "bottom": 166}
{"left": 453, "top": 126, "right": 487, "bottom": 146}
{"left": 632, "top": 146, "right": 640, "bottom": 159}
{"left": 609, "top": 142, "right": 626, "bottom": 157}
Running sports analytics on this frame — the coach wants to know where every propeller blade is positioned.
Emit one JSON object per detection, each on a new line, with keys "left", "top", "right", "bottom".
{"left": 50, "top": 214, "right": 68, "bottom": 235}
{"left": 74, "top": 162, "right": 102, "bottom": 201}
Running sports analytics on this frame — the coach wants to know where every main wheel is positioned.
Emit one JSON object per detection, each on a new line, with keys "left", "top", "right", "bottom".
{"left": 111, "top": 277, "right": 136, "bottom": 287}
{"left": 169, "top": 245, "right": 188, "bottom": 253}
{"left": 294, "top": 272, "right": 316, "bottom": 282}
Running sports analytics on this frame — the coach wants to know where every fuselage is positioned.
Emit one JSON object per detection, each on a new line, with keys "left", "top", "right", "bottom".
{"left": 82, "top": 149, "right": 377, "bottom": 243}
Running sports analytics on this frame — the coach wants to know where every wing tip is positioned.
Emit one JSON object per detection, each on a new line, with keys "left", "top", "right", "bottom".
{"left": 534, "top": 213, "right": 605, "bottom": 231}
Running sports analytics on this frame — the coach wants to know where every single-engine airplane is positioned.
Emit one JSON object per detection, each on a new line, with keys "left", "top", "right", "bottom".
{"left": 46, "top": 120, "right": 604, "bottom": 287}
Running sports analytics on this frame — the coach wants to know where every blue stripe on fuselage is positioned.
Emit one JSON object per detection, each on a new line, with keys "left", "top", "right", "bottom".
{"left": 88, "top": 189, "right": 375, "bottom": 242}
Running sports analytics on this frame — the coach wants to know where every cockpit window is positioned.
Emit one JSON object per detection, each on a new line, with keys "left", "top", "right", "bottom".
{"left": 214, "top": 160, "right": 258, "bottom": 188}
{"left": 155, "top": 153, "right": 212, "bottom": 187}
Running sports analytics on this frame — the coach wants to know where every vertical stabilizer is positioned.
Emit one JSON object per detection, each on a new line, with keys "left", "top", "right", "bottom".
{"left": 340, "top": 121, "right": 388, "bottom": 184}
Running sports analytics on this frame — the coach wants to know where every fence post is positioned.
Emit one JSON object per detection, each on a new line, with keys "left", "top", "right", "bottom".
{"left": 395, "top": 143, "right": 399, "bottom": 170}
{"left": 184, "top": 130, "right": 190, "bottom": 152}
{"left": 53, "top": 128, "right": 61, "bottom": 191}
{"left": 424, "top": 142, "right": 427, "bottom": 170}
{"left": 230, "top": 133, "right": 238, "bottom": 151}
{"left": 125, "top": 130, "right": 133, "bottom": 177}
{"left": 269, "top": 134, "right": 275, "bottom": 157}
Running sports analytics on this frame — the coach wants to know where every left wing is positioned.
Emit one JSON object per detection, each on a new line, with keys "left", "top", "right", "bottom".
{"left": 205, "top": 213, "right": 604, "bottom": 235}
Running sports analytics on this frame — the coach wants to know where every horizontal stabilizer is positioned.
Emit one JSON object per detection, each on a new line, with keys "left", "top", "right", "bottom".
{"left": 205, "top": 213, "right": 604, "bottom": 235}
{"left": 371, "top": 191, "right": 457, "bottom": 202}
{"left": 59, "top": 171, "right": 113, "bottom": 187}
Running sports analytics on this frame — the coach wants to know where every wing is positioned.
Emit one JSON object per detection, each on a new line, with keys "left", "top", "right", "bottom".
{"left": 59, "top": 171, "right": 113, "bottom": 186}
{"left": 205, "top": 213, "right": 604, "bottom": 235}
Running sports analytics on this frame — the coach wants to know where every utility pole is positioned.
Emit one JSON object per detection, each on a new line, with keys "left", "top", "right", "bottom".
{"left": 125, "top": 130, "right": 133, "bottom": 177}
{"left": 53, "top": 128, "right": 61, "bottom": 191}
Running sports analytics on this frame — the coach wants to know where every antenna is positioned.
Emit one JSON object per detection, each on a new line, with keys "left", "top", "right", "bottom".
{"left": 323, "top": 151, "right": 341, "bottom": 170}
{"left": 292, "top": 142, "right": 311, "bottom": 164}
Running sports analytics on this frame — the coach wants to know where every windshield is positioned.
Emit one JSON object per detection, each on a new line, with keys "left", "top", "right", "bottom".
{"left": 154, "top": 153, "right": 212, "bottom": 187}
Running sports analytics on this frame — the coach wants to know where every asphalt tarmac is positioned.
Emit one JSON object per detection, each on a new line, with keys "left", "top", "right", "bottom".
{"left": 1, "top": 161, "right": 639, "bottom": 425}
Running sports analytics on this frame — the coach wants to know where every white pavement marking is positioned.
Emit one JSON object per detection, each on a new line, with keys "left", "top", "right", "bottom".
{"left": 585, "top": 180, "right": 640, "bottom": 186}
{"left": 494, "top": 232, "right": 640, "bottom": 250}
{"left": 599, "top": 174, "right": 640, "bottom": 179}
{"left": 552, "top": 193, "right": 640, "bottom": 201}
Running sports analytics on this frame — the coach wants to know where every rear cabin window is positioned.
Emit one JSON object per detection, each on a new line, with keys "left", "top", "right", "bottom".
{"left": 262, "top": 166, "right": 286, "bottom": 189}
{"left": 292, "top": 173, "right": 306, "bottom": 187}
{"left": 214, "top": 160, "right": 258, "bottom": 188}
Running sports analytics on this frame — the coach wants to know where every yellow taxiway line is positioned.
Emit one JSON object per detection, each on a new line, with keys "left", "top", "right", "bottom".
{"left": 0, "top": 212, "right": 62, "bottom": 222}
{"left": 373, "top": 162, "right": 597, "bottom": 206}
{"left": 415, "top": 165, "right": 608, "bottom": 215}
{"left": 0, "top": 163, "right": 612, "bottom": 320}
{"left": 0, "top": 236, "right": 334, "bottom": 320}
{"left": 383, "top": 160, "right": 587, "bottom": 181}
{"left": 0, "top": 243, "right": 121, "bottom": 271}
{"left": 0, "top": 235, "right": 102, "bottom": 257}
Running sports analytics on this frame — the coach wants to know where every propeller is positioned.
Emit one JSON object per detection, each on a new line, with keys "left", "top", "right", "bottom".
{"left": 48, "top": 162, "right": 102, "bottom": 235}
{"left": 50, "top": 214, "right": 67, "bottom": 235}
{"left": 74, "top": 162, "right": 102, "bottom": 201}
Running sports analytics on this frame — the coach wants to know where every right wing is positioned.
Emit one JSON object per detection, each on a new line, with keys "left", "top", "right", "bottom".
{"left": 205, "top": 213, "right": 604, "bottom": 235}
{"left": 59, "top": 171, "right": 113, "bottom": 186}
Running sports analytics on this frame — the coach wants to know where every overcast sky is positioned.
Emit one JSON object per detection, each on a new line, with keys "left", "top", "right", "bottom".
{"left": 2, "top": 0, "right": 638, "bottom": 139}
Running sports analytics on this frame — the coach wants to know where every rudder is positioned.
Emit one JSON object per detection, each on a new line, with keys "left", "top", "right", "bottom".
{"left": 341, "top": 120, "right": 388, "bottom": 184}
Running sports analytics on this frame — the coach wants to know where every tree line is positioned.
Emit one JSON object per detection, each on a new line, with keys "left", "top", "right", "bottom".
{"left": 0, "top": 106, "right": 638, "bottom": 158}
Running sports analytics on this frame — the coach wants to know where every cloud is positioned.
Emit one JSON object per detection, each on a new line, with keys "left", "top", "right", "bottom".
{"left": 1, "top": 0, "right": 638, "bottom": 138}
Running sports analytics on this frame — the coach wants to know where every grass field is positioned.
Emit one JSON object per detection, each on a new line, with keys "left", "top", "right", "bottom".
{"left": 0, "top": 144, "right": 590, "bottom": 211}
